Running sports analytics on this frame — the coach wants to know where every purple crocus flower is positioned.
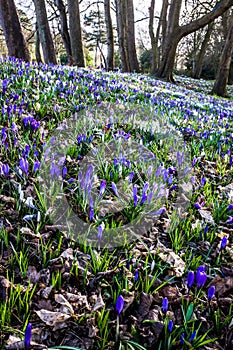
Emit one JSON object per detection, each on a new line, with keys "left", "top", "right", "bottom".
{"left": 140, "top": 182, "right": 148, "bottom": 205}
{"left": 33, "top": 160, "right": 40, "bottom": 173}
{"left": 151, "top": 207, "right": 166, "bottom": 216}
{"left": 111, "top": 182, "right": 119, "bottom": 197}
{"left": 89, "top": 207, "right": 94, "bottom": 222}
{"left": 1, "top": 163, "right": 10, "bottom": 176}
{"left": 196, "top": 266, "right": 207, "bottom": 289}
{"left": 22, "top": 145, "right": 30, "bottom": 158}
{"left": 116, "top": 295, "right": 124, "bottom": 315}
{"left": 11, "top": 122, "right": 17, "bottom": 133}
{"left": 180, "top": 333, "right": 185, "bottom": 345}
{"left": 207, "top": 286, "right": 215, "bottom": 301}
{"left": 162, "top": 297, "right": 168, "bottom": 314}
{"left": 187, "top": 271, "right": 195, "bottom": 289}
{"left": 24, "top": 323, "right": 32, "bottom": 350}
{"left": 140, "top": 192, "right": 147, "bottom": 205}
{"left": 220, "top": 236, "right": 227, "bottom": 249}
{"left": 19, "top": 158, "right": 29, "bottom": 175}
{"left": 1, "top": 127, "right": 7, "bottom": 143}
{"left": 99, "top": 180, "right": 106, "bottom": 197}
{"left": 228, "top": 204, "right": 233, "bottom": 211}
{"left": 129, "top": 171, "right": 134, "bottom": 183}
{"left": 226, "top": 216, "right": 233, "bottom": 224}
{"left": 194, "top": 202, "right": 202, "bottom": 209}
{"left": 50, "top": 162, "right": 60, "bottom": 179}
{"left": 62, "top": 166, "right": 67, "bottom": 179}
{"left": 190, "top": 330, "right": 196, "bottom": 341}
{"left": 134, "top": 270, "right": 139, "bottom": 282}
{"left": 168, "top": 320, "right": 173, "bottom": 333}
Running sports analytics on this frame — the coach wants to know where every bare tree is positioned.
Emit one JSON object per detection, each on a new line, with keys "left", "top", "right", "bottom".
{"left": 115, "top": 0, "right": 139, "bottom": 72}
{"left": 67, "top": 0, "right": 85, "bottom": 67}
{"left": 127, "top": 0, "right": 140, "bottom": 72}
{"left": 104, "top": 0, "right": 114, "bottom": 70}
{"left": 157, "top": 0, "right": 233, "bottom": 82}
{"left": 0, "top": 0, "right": 30, "bottom": 61}
{"left": 33, "top": 0, "right": 57, "bottom": 64}
{"left": 115, "top": 0, "right": 129, "bottom": 71}
{"left": 54, "top": 0, "right": 72, "bottom": 65}
{"left": 212, "top": 9, "right": 233, "bottom": 96}
{"left": 149, "top": 0, "right": 168, "bottom": 73}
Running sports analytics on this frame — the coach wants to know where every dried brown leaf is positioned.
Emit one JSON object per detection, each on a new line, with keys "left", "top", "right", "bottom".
{"left": 137, "top": 292, "right": 154, "bottom": 321}
{"left": 157, "top": 241, "right": 185, "bottom": 277}
{"left": 54, "top": 293, "right": 74, "bottom": 314}
{"left": 35, "top": 309, "right": 71, "bottom": 330}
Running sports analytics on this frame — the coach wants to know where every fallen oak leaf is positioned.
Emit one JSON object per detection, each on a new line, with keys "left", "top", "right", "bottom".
{"left": 92, "top": 292, "right": 105, "bottom": 312}
{"left": 156, "top": 241, "right": 185, "bottom": 277}
{"left": 35, "top": 309, "right": 71, "bottom": 330}
{"left": 55, "top": 293, "right": 74, "bottom": 314}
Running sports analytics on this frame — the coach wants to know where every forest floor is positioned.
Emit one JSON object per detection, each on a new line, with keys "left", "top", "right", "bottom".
{"left": 0, "top": 57, "right": 233, "bottom": 350}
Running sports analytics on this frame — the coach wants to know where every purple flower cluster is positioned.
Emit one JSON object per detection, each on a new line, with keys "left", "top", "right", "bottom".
{"left": 23, "top": 115, "right": 40, "bottom": 131}
{"left": 187, "top": 265, "right": 207, "bottom": 290}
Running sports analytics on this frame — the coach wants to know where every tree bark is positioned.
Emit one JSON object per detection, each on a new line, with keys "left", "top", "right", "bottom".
{"left": 126, "top": 0, "right": 140, "bottom": 72}
{"left": 35, "top": 23, "right": 43, "bottom": 64}
{"left": 115, "top": 0, "right": 129, "bottom": 71}
{"left": 148, "top": 0, "right": 156, "bottom": 73}
{"left": 104, "top": 0, "right": 114, "bottom": 70}
{"left": 115, "top": 0, "right": 139, "bottom": 72}
{"left": 0, "top": 0, "right": 30, "bottom": 61}
{"left": 192, "top": 22, "right": 214, "bottom": 79}
{"left": 157, "top": 0, "right": 182, "bottom": 82}
{"left": 54, "top": 0, "right": 72, "bottom": 65}
{"left": 33, "top": 0, "right": 57, "bottom": 64}
{"left": 228, "top": 54, "right": 233, "bottom": 84}
{"left": 157, "top": 0, "right": 233, "bottom": 82}
{"left": 212, "top": 10, "right": 233, "bottom": 96}
{"left": 67, "top": 0, "right": 85, "bottom": 67}
{"left": 149, "top": 0, "right": 169, "bottom": 73}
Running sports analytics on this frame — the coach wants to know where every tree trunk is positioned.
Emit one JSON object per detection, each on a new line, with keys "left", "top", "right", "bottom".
{"left": 157, "top": 0, "right": 182, "bottom": 82}
{"left": 149, "top": 0, "right": 169, "bottom": 73}
{"left": 33, "top": 0, "right": 57, "bottom": 64}
{"left": 35, "top": 23, "right": 43, "bottom": 64}
{"left": 148, "top": 0, "right": 156, "bottom": 73}
{"left": 192, "top": 22, "right": 214, "bottom": 79}
{"left": 67, "top": 0, "right": 85, "bottom": 67}
{"left": 54, "top": 0, "right": 72, "bottom": 65}
{"left": 0, "top": 0, "right": 30, "bottom": 61}
{"left": 212, "top": 10, "right": 233, "bottom": 97}
{"left": 157, "top": 0, "right": 233, "bottom": 82}
{"left": 126, "top": 0, "right": 140, "bottom": 72}
{"left": 115, "top": 0, "right": 129, "bottom": 71}
{"left": 228, "top": 54, "right": 233, "bottom": 84}
{"left": 104, "top": 0, "right": 114, "bottom": 71}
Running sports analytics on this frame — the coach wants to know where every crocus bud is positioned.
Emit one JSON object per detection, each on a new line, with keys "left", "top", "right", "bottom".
{"left": 207, "top": 285, "right": 215, "bottom": 301}
{"left": 162, "top": 297, "right": 168, "bottom": 314}
{"left": 168, "top": 319, "right": 173, "bottom": 333}
{"left": 24, "top": 323, "right": 32, "bottom": 350}
{"left": 196, "top": 266, "right": 207, "bottom": 289}
{"left": 220, "top": 236, "right": 227, "bottom": 249}
{"left": 187, "top": 271, "right": 195, "bottom": 289}
{"left": 116, "top": 295, "right": 124, "bottom": 315}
